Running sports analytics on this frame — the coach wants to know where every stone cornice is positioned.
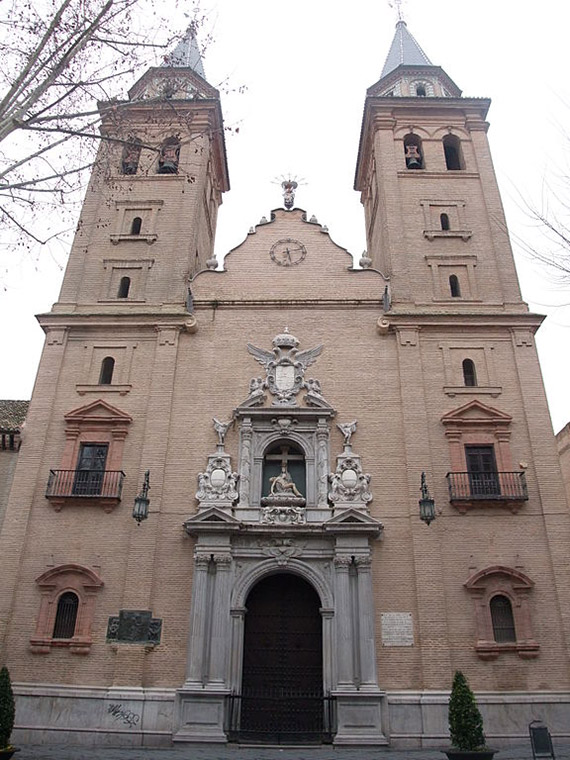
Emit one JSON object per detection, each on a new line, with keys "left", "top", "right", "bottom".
{"left": 380, "top": 311, "right": 544, "bottom": 331}
{"left": 37, "top": 312, "right": 197, "bottom": 332}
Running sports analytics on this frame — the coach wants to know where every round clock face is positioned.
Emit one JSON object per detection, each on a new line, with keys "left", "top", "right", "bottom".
{"left": 270, "top": 238, "right": 307, "bottom": 267}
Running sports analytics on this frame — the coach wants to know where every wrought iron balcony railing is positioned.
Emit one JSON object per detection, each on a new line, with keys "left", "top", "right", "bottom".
{"left": 46, "top": 469, "right": 125, "bottom": 500}
{"left": 446, "top": 471, "right": 528, "bottom": 502}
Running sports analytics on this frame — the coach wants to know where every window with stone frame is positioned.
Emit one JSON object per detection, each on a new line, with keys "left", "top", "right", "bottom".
{"left": 101, "top": 258, "right": 154, "bottom": 303}
{"left": 464, "top": 566, "right": 539, "bottom": 659}
{"left": 442, "top": 400, "right": 528, "bottom": 511}
{"left": 45, "top": 400, "right": 131, "bottom": 511}
{"left": 30, "top": 564, "right": 104, "bottom": 654}
{"left": 110, "top": 201, "right": 163, "bottom": 245}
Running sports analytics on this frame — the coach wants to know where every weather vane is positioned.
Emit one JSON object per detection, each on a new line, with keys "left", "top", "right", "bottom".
{"left": 388, "top": 0, "right": 406, "bottom": 21}
{"left": 272, "top": 174, "right": 306, "bottom": 210}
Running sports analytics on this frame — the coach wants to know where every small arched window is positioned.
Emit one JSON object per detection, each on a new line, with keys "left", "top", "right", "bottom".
{"left": 99, "top": 356, "right": 115, "bottom": 385}
{"left": 117, "top": 276, "right": 131, "bottom": 299}
{"left": 121, "top": 138, "right": 142, "bottom": 175}
{"left": 131, "top": 216, "right": 142, "bottom": 235}
{"left": 462, "top": 358, "right": 477, "bottom": 387}
{"left": 32, "top": 564, "right": 105, "bottom": 654}
{"left": 403, "top": 134, "right": 424, "bottom": 170}
{"left": 157, "top": 137, "right": 180, "bottom": 174}
{"left": 52, "top": 592, "right": 79, "bottom": 639}
{"left": 490, "top": 595, "right": 516, "bottom": 643}
{"left": 440, "top": 213, "right": 450, "bottom": 231}
{"left": 416, "top": 84, "right": 427, "bottom": 97}
{"left": 443, "top": 134, "right": 464, "bottom": 170}
{"left": 449, "top": 274, "right": 461, "bottom": 298}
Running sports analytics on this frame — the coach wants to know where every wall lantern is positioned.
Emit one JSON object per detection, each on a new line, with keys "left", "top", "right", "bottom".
{"left": 419, "top": 471, "right": 436, "bottom": 525}
{"left": 133, "top": 470, "right": 150, "bottom": 524}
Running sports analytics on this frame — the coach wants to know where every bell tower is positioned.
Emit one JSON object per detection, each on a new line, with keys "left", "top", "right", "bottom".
{"left": 54, "top": 25, "right": 229, "bottom": 313}
{"left": 355, "top": 20, "right": 523, "bottom": 311}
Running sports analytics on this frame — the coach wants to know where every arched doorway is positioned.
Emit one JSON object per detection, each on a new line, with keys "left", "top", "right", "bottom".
{"left": 238, "top": 573, "right": 328, "bottom": 743}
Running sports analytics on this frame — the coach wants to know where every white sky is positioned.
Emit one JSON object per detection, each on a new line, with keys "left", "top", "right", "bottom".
{"left": 1, "top": 0, "right": 569, "bottom": 432}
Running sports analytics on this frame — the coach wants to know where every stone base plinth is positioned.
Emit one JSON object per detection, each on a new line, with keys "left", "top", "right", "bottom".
{"left": 173, "top": 688, "right": 228, "bottom": 743}
{"left": 333, "top": 691, "right": 388, "bottom": 745}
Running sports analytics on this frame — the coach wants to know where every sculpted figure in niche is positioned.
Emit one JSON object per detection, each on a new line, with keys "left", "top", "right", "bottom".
{"left": 270, "top": 465, "right": 303, "bottom": 497}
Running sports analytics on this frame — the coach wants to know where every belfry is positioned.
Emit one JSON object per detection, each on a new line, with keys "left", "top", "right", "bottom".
{"left": 1, "top": 18, "right": 569, "bottom": 749}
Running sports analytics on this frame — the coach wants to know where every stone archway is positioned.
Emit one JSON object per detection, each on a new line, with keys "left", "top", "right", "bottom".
{"left": 238, "top": 572, "right": 327, "bottom": 744}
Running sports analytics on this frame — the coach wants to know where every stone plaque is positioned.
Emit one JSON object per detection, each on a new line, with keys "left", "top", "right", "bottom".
{"left": 381, "top": 612, "right": 414, "bottom": 646}
{"left": 106, "top": 610, "right": 162, "bottom": 645}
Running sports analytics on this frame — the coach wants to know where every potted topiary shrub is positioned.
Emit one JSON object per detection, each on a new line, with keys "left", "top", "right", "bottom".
{"left": 0, "top": 666, "right": 19, "bottom": 759}
{"left": 444, "top": 670, "right": 495, "bottom": 760}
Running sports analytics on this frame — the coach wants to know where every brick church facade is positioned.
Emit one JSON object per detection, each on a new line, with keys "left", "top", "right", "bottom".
{"left": 1, "top": 21, "right": 569, "bottom": 748}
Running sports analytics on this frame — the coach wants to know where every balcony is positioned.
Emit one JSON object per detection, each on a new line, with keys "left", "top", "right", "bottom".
{"left": 446, "top": 471, "right": 528, "bottom": 514}
{"left": 46, "top": 469, "right": 125, "bottom": 512}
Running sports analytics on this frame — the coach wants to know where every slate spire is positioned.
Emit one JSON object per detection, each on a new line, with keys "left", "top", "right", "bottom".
{"left": 162, "top": 23, "right": 206, "bottom": 80}
{"left": 380, "top": 20, "right": 432, "bottom": 78}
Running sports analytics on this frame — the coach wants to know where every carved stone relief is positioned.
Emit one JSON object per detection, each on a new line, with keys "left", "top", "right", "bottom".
{"left": 328, "top": 421, "right": 373, "bottom": 510}
{"left": 244, "top": 330, "right": 331, "bottom": 407}
{"left": 195, "top": 419, "right": 239, "bottom": 509}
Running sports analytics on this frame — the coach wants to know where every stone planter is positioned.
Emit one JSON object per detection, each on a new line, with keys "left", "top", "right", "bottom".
{"left": 444, "top": 750, "right": 496, "bottom": 760}
{"left": 0, "top": 748, "right": 20, "bottom": 760}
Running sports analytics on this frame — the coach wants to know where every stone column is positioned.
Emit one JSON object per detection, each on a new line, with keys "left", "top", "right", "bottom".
{"left": 333, "top": 555, "right": 353, "bottom": 687}
{"left": 229, "top": 607, "right": 246, "bottom": 692}
{"left": 355, "top": 556, "right": 377, "bottom": 686}
{"left": 184, "top": 553, "right": 211, "bottom": 685}
{"left": 238, "top": 419, "right": 253, "bottom": 505}
{"left": 316, "top": 420, "right": 329, "bottom": 507}
{"left": 321, "top": 607, "right": 335, "bottom": 694}
{"left": 207, "top": 553, "right": 233, "bottom": 686}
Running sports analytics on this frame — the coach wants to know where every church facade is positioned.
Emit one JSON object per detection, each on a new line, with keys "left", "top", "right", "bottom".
{"left": 1, "top": 22, "right": 569, "bottom": 748}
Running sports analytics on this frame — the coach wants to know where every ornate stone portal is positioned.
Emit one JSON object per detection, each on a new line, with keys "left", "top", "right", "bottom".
{"left": 176, "top": 334, "right": 385, "bottom": 745}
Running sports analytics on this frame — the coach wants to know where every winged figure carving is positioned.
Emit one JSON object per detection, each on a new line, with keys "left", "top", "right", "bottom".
{"left": 295, "top": 344, "right": 323, "bottom": 369}
{"left": 245, "top": 332, "right": 326, "bottom": 407}
{"left": 337, "top": 420, "right": 357, "bottom": 446}
{"left": 247, "top": 343, "right": 275, "bottom": 368}
{"left": 212, "top": 417, "right": 232, "bottom": 446}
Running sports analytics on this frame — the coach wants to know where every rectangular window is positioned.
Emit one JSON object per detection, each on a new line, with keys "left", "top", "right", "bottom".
{"left": 73, "top": 444, "right": 108, "bottom": 496}
{"left": 466, "top": 445, "right": 500, "bottom": 496}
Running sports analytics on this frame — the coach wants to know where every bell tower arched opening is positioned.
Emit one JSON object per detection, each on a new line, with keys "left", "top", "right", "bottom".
{"left": 239, "top": 573, "right": 325, "bottom": 744}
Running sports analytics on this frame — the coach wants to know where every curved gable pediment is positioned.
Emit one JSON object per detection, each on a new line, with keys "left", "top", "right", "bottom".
{"left": 464, "top": 565, "right": 534, "bottom": 591}
{"left": 36, "top": 563, "right": 104, "bottom": 590}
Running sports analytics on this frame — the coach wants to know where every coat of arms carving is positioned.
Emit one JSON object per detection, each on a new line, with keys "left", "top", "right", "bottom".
{"left": 244, "top": 330, "right": 329, "bottom": 407}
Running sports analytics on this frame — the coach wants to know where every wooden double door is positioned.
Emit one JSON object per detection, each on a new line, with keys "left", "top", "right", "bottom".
{"left": 238, "top": 573, "right": 329, "bottom": 743}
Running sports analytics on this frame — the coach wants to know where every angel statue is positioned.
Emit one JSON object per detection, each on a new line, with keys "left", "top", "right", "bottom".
{"left": 213, "top": 417, "right": 232, "bottom": 446}
{"left": 337, "top": 420, "right": 357, "bottom": 447}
